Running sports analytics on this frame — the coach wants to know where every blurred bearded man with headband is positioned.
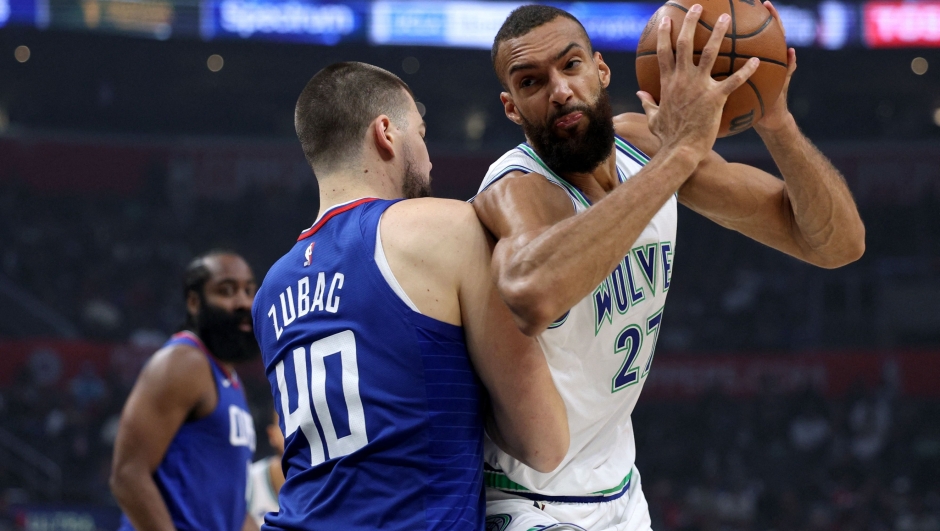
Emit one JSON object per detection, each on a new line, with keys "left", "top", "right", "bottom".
{"left": 111, "top": 250, "right": 260, "bottom": 531}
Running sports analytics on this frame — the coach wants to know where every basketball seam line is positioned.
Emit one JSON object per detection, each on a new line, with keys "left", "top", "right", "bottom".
{"left": 635, "top": 50, "right": 788, "bottom": 68}
{"left": 746, "top": 78, "right": 765, "bottom": 118}
{"left": 728, "top": 0, "right": 737, "bottom": 78}
{"left": 662, "top": 2, "right": 774, "bottom": 40}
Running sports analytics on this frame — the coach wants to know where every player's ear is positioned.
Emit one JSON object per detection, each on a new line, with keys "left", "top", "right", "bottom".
{"left": 595, "top": 52, "right": 611, "bottom": 88}
{"left": 371, "top": 115, "right": 396, "bottom": 161}
{"left": 186, "top": 290, "right": 201, "bottom": 320}
{"left": 501, "top": 92, "right": 523, "bottom": 126}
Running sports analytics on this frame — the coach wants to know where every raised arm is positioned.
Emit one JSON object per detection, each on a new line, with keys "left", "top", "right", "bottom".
{"left": 380, "top": 199, "right": 568, "bottom": 473}
{"left": 475, "top": 8, "right": 758, "bottom": 335}
{"left": 109, "top": 347, "right": 215, "bottom": 531}
{"left": 616, "top": 4, "right": 865, "bottom": 268}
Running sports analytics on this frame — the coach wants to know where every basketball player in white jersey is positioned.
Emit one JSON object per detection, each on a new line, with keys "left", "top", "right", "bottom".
{"left": 474, "top": 5, "right": 865, "bottom": 531}
{"left": 247, "top": 410, "right": 284, "bottom": 527}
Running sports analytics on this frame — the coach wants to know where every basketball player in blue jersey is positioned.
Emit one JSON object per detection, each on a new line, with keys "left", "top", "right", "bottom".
{"left": 472, "top": 5, "right": 866, "bottom": 531}
{"left": 111, "top": 251, "right": 260, "bottom": 531}
{"left": 252, "top": 62, "right": 569, "bottom": 531}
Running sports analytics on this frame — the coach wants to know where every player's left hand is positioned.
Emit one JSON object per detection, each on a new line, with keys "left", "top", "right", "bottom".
{"left": 754, "top": 0, "right": 797, "bottom": 134}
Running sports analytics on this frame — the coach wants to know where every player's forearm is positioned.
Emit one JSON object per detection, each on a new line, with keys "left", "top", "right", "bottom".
{"left": 499, "top": 146, "right": 699, "bottom": 333}
{"left": 757, "top": 116, "right": 865, "bottom": 267}
{"left": 110, "top": 467, "right": 177, "bottom": 531}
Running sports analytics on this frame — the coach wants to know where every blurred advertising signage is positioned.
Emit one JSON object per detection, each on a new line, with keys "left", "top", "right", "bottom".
{"left": 368, "top": 1, "right": 661, "bottom": 49}
{"left": 369, "top": 1, "right": 520, "bottom": 47}
{"left": 864, "top": 1, "right": 940, "bottom": 47}
{"left": 777, "top": 1, "right": 859, "bottom": 49}
{"left": 564, "top": 2, "right": 660, "bottom": 51}
{"left": 1, "top": 0, "right": 42, "bottom": 27}
{"left": 46, "top": 0, "right": 183, "bottom": 39}
{"left": 201, "top": 0, "right": 366, "bottom": 44}
{"left": 369, "top": 0, "right": 856, "bottom": 50}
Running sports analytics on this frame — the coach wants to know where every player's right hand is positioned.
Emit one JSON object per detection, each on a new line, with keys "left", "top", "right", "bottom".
{"left": 637, "top": 4, "right": 759, "bottom": 161}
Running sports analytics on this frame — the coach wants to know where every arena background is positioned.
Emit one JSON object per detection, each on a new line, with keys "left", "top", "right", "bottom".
{"left": 1, "top": 0, "right": 939, "bottom": 529}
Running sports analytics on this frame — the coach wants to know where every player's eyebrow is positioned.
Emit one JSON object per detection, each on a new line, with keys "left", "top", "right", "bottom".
{"left": 508, "top": 42, "right": 584, "bottom": 77}
{"left": 553, "top": 42, "right": 583, "bottom": 61}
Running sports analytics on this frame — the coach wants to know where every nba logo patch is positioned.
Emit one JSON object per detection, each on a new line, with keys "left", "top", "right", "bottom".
{"left": 303, "top": 242, "right": 315, "bottom": 267}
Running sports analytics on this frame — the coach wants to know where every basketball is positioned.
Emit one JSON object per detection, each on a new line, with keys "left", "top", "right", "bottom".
{"left": 635, "top": 0, "right": 788, "bottom": 137}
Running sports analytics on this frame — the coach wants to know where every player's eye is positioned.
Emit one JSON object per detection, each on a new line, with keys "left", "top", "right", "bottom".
{"left": 520, "top": 78, "right": 535, "bottom": 88}
{"left": 565, "top": 59, "right": 581, "bottom": 69}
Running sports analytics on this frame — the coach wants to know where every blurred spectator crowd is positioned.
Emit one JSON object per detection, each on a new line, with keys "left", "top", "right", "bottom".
{"left": 2, "top": 354, "right": 939, "bottom": 531}
{"left": 636, "top": 381, "right": 940, "bottom": 531}
{"left": 2, "top": 161, "right": 940, "bottom": 351}
{"left": 1, "top": 145, "right": 940, "bottom": 531}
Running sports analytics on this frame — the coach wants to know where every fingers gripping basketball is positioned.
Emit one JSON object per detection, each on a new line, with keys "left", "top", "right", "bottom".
{"left": 636, "top": 0, "right": 788, "bottom": 137}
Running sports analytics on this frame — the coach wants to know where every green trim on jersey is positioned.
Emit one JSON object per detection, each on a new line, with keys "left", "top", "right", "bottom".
{"left": 484, "top": 469, "right": 531, "bottom": 493}
{"left": 483, "top": 468, "right": 634, "bottom": 497}
{"left": 592, "top": 468, "right": 634, "bottom": 495}
{"left": 516, "top": 144, "right": 591, "bottom": 210}
{"left": 614, "top": 137, "right": 650, "bottom": 164}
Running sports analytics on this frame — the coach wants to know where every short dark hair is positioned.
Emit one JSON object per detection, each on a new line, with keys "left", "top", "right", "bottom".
{"left": 295, "top": 62, "right": 414, "bottom": 176}
{"left": 492, "top": 5, "right": 592, "bottom": 89}
{"left": 182, "top": 249, "right": 237, "bottom": 329}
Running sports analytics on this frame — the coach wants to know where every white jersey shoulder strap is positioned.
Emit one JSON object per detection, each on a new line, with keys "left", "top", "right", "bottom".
{"left": 471, "top": 144, "right": 591, "bottom": 212}
{"left": 472, "top": 137, "right": 652, "bottom": 210}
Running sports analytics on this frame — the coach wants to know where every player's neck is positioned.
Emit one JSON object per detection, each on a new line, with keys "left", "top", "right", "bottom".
{"left": 559, "top": 146, "right": 619, "bottom": 202}
{"left": 316, "top": 170, "right": 401, "bottom": 217}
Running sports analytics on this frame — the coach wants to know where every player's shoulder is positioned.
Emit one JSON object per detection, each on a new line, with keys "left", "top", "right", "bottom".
{"left": 136, "top": 340, "right": 213, "bottom": 399}
{"left": 381, "top": 198, "right": 489, "bottom": 268}
{"left": 613, "top": 112, "right": 662, "bottom": 157}
{"left": 384, "top": 197, "right": 480, "bottom": 239}
{"left": 472, "top": 171, "right": 575, "bottom": 239}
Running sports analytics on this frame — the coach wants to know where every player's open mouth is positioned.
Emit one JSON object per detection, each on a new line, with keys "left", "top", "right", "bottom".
{"left": 554, "top": 112, "right": 583, "bottom": 129}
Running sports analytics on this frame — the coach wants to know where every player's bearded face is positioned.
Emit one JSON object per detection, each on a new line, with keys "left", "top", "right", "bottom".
{"left": 520, "top": 86, "right": 615, "bottom": 175}
{"left": 401, "top": 140, "right": 431, "bottom": 199}
{"left": 196, "top": 299, "right": 260, "bottom": 362}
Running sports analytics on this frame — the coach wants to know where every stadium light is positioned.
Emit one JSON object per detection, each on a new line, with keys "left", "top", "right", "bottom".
{"left": 14, "top": 44, "right": 29, "bottom": 62}
{"left": 207, "top": 53, "right": 224, "bottom": 71}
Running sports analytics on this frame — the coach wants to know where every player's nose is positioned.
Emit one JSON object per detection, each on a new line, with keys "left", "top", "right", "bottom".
{"left": 548, "top": 72, "right": 574, "bottom": 106}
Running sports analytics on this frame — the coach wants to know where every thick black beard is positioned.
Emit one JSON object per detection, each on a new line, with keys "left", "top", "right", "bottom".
{"left": 401, "top": 143, "right": 431, "bottom": 199}
{"left": 195, "top": 302, "right": 260, "bottom": 363}
{"left": 520, "top": 87, "right": 616, "bottom": 176}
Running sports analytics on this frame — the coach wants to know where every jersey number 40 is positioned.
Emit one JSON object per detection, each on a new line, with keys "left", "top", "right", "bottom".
{"left": 275, "top": 330, "right": 369, "bottom": 466}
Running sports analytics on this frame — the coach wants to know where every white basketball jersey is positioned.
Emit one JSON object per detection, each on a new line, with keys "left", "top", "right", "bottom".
{"left": 475, "top": 137, "right": 677, "bottom": 499}
{"left": 247, "top": 456, "right": 280, "bottom": 527}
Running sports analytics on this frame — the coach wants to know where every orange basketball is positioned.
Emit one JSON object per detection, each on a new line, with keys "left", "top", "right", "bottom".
{"left": 635, "top": 0, "right": 788, "bottom": 137}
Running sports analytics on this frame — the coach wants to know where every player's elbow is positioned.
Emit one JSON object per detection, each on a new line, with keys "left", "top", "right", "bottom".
{"left": 521, "top": 433, "right": 569, "bottom": 473}
{"left": 500, "top": 278, "right": 564, "bottom": 336}
{"left": 109, "top": 460, "right": 142, "bottom": 503}
{"left": 815, "top": 232, "right": 866, "bottom": 269}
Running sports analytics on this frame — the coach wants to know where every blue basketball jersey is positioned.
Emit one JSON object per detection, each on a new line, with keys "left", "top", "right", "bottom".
{"left": 118, "top": 331, "right": 255, "bottom": 531}
{"left": 252, "top": 198, "right": 485, "bottom": 531}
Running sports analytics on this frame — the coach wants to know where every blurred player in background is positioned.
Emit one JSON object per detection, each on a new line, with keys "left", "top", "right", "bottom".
{"left": 110, "top": 251, "right": 260, "bottom": 531}
{"left": 473, "top": 5, "right": 866, "bottom": 531}
{"left": 251, "top": 62, "right": 568, "bottom": 530}
{"left": 247, "top": 410, "right": 284, "bottom": 527}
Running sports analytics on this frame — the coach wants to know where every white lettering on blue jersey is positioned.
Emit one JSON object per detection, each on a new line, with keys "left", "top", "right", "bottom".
{"left": 267, "top": 272, "right": 345, "bottom": 341}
